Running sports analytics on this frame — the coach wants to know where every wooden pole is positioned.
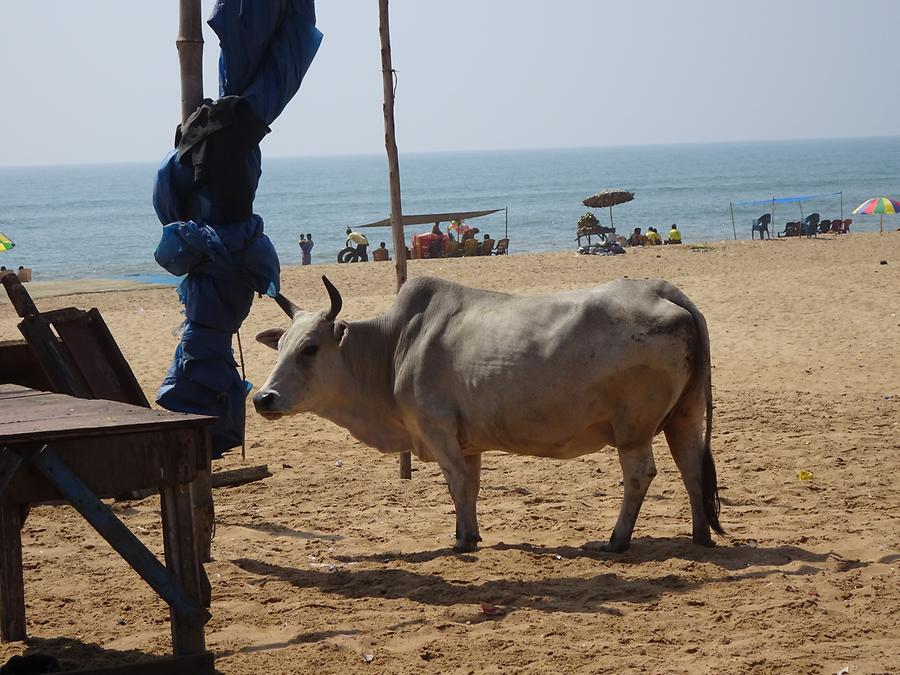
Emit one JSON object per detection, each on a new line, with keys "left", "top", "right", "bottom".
{"left": 176, "top": 0, "right": 214, "bottom": 559}
{"left": 379, "top": 0, "right": 411, "bottom": 480}
{"left": 729, "top": 202, "right": 737, "bottom": 240}
{"left": 177, "top": 0, "right": 204, "bottom": 125}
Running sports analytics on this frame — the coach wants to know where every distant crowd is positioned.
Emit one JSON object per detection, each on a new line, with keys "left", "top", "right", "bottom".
{"left": 625, "top": 224, "right": 683, "bottom": 247}
{"left": 299, "top": 221, "right": 508, "bottom": 266}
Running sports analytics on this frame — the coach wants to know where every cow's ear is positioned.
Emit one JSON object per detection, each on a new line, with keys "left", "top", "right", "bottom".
{"left": 334, "top": 320, "right": 349, "bottom": 346}
{"left": 256, "top": 328, "right": 285, "bottom": 350}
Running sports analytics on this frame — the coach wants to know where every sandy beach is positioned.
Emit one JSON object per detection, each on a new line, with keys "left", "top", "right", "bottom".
{"left": 1, "top": 232, "right": 898, "bottom": 673}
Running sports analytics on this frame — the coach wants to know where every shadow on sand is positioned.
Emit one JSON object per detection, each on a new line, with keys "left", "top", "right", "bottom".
{"left": 232, "top": 537, "right": 859, "bottom": 617}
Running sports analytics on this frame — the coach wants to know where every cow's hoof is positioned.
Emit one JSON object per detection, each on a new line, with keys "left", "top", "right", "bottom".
{"left": 453, "top": 538, "right": 480, "bottom": 553}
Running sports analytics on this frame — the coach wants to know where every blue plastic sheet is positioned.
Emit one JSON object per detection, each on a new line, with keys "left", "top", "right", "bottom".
{"left": 153, "top": 0, "right": 322, "bottom": 456}
{"left": 733, "top": 192, "right": 841, "bottom": 206}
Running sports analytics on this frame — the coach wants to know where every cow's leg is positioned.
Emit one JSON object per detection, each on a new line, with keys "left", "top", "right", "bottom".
{"left": 435, "top": 449, "right": 482, "bottom": 553}
{"left": 606, "top": 442, "right": 656, "bottom": 552}
{"left": 664, "top": 419, "right": 712, "bottom": 547}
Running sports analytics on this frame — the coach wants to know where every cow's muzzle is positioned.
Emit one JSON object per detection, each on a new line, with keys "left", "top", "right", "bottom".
{"left": 253, "top": 391, "right": 285, "bottom": 420}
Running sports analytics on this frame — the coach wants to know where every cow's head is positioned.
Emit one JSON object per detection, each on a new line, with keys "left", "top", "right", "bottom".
{"left": 252, "top": 275, "right": 348, "bottom": 419}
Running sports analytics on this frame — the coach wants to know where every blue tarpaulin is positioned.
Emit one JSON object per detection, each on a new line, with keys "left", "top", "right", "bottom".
{"left": 153, "top": 0, "right": 322, "bottom": 457}
{"left": 733, "top": 192, "right": 841, "bottom": 206}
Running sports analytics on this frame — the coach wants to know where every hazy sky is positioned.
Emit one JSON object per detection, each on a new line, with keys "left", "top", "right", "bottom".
{"left": 1, "top": 1, "right": 897, "bottom": 167}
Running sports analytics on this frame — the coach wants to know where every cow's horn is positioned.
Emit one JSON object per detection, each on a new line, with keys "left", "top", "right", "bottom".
{"left": 322, "top": 275, "right": 342, "bottom": 321}
{"left": 274, "top": 293, "right": 301, "bottom": 319}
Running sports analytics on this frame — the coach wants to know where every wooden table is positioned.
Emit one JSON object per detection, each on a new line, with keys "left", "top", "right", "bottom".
{"left": 0, "top": 385, "right": 215, "bottom": 671}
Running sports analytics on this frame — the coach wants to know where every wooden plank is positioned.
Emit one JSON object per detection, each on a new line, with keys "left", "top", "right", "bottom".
{"left": 1, "top": 272, "right": 38, "bottom": 318}
{"left": 0, "top": 449, "right": 24, "bottom": 499}
{"left": 0, "top": 503, "right": 26, "bottom": 641}
{"left": 0, "top": 388, "right": 214, "bottom": 444}
{"left": 191, "top": 467, "right": 214, "bottom": 565}
{"left": 114, "top": 465, "right": 272, "bottom": 503}
{"left": 65, "top": 651, "right": 214, "bottom": 675}
{"left": 53, "top": 313, "right": 131, "bottom": 404}
{"left": 86, "top": 309, "right": 151, "bottom": 407}
{"left": 24, "top": 445, "right": 211, "bottom": 630}
{"left": 1, "top": 429, "right": 209, "bottom": 505}
{"left": 211, "top": 464, "right": 271, "bottom": 489}
{"left": 161, "top": 480, "right": 208, "bottom": 655}
{"left": 17, "top": 315, "right": 92, "bottom": 399}
{"left": 0, "top": 384, "right": 48, "bottom": 400}
{"left": 0, "top": 341, "right": 52, "bottom": 391}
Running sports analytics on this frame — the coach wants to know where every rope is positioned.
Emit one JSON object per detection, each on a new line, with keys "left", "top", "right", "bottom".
{"left": 236, "top": 329, "right": 247, "bottom": 461}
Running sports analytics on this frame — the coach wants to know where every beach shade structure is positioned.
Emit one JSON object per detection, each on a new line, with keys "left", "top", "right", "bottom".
{"left": 852, "top": 197, "right": 900, "bottom": 234}
{"left": 152, "top": 0, "right": 322, "bottom": 457}
{"left": 0, "top": 232, "right": 14, "bottom": 251}
{"left": 582, "top": 189, "right": 635, "bottom": 228}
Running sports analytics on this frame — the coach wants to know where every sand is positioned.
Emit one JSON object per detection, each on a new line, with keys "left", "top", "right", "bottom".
{"left": 1, "top": 232, "right": 898, "bottom": 674}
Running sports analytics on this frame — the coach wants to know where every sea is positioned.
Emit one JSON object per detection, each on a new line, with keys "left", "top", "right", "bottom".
{"left": 0, "top": 136, "right": 897, "bottom": 283}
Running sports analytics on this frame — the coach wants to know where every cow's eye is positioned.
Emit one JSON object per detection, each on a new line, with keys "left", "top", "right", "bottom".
{"left": 300, "top": 344, "right": 318, "bottom": 357}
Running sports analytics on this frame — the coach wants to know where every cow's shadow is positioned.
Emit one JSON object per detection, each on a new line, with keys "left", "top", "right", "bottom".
{"left": 232, "top": 537, "right": 855, "bottom": 615}
{"left": 332, "top": 536, "right": 850, "bottom": 572}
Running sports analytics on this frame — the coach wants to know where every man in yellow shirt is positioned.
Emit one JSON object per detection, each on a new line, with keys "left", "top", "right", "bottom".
{"left": 666, "top": 224, "right": 683, "bottom": 245}
{"left": 345, "top": 228, "right": 370, "bottom": 261}
{"left": 645, "top": 227, "right": 662, "bottom": 245}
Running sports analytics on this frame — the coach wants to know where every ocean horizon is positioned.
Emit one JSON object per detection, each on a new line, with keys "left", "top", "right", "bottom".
{"left": 1, "top": 136, "right": 898, "bottom": 282}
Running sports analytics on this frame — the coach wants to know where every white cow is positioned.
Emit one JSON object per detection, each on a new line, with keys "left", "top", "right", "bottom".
{"left": 254, "top": 276, "right": 723, "bottom": 552}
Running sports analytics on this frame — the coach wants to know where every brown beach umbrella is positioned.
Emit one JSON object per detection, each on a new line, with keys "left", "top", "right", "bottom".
{"left": 583, "top": 189, "right": 635, "bottom": 228}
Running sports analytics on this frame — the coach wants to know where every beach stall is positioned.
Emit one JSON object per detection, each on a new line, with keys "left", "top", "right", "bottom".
{"left": 357, "top": 208, "right": 509, "bottom": 258}
{"left": 578, "top": 189, "right": 633, "bottom": 250}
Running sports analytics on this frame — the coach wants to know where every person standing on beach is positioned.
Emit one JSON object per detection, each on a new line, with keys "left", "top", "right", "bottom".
{"left": 346, "top": 227, "right": 369, "bottom": 261}
{"left": 299, "top": 233, "right": 314, "bottom": 265}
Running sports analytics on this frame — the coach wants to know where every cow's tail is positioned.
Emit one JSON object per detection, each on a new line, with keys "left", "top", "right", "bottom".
{"left": 668, "top": 285, "right": 724, "bottom": 536}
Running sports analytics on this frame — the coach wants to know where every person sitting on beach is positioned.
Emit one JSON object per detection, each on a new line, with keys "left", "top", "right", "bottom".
{"left": 446, "top": 233, "right": 460, "bottom": 257}
{"left": 645, "top": 227, "right": 662, "bottom": 246}
{"left": 480, "top": 233, "right": 495, "bottom": 255}
{"left": 428, "top": 231, "right": 445, "bottom": 259}
{"left": 627, "top": 227, "right": 647, "bottom": 247}
{"left": 346, "top": 227, "right": 370, "bottom": 261}
{"left": 666, "top": 224, "right": 683, "bottom": 245}
{"left": 372, "top": 241, "right": 390, "bottom": 262}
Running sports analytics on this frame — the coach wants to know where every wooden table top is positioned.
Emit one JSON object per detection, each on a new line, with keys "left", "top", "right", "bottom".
{"left": 0, "top": 385, "right": 215, "bottom": 445}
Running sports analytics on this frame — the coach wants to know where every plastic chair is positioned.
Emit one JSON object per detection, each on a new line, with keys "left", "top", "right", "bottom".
{"left": 480, "top": 238, "right": 495, "bottom": 256}
{"left": 494, "top": 238, "right": 509, "bottom": 255}
{"left": 462, "top": 238, "right": 478, "bottom": 257}
{"left": 751, "top": 214, "right": 771, "bottom": 239}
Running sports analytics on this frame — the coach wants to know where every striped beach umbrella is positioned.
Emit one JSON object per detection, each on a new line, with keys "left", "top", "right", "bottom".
{"left": 852, "top": 197, "right": 900, "bottom": 233}
{"left": 0, "top": 231, "right": 14, "bottom": 251}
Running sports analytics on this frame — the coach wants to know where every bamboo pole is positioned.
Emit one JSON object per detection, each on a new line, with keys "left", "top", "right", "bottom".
{"left": 378, "top": 0, "right": 411, "bottom": 479}
{"left": 176, "top": 0, "right": 213, "bottom": 562}
{"left": 177, "top": 0, "right": 204, "bottom": 125}
{"left": 729, "top": 202, "right": 736, "bottom": 240}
